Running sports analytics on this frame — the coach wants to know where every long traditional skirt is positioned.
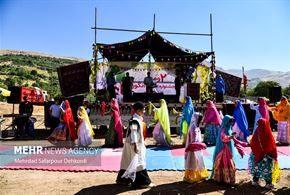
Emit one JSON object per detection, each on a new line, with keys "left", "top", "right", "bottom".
{"left": 105, "top": 118, "right": 119, "bottom": 147}
{"left": 248, "top": 153, "right": 273, "bottom": 183}
{"left": 213, "top": 145, "right": 236, "bottom": 184}
{"left": 48, "top": 124, "right": 67, "bottom": 142}
{"left": 277, "top": 121, "right": 289, "bottom": 144}
{"left": 204, "top": 124, "right": 220, "bottom": 145}
{"left": 153, "top": 122, "right": 171, "bottom": 147}
{"left": 77, "top": 121, "right": 93, "bottom": 146}
{"left": 184, "top": 150, "right": 209, "bottom": 183}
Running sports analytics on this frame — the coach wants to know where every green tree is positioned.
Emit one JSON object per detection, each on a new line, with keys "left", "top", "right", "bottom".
{"left": 283, "top": 85, "right": 290, "bottom": 96}
{"left": 246, "top": 88, "right": 255, "bottom": 96}
{"left": 253, "top": 81, "right": 280, "bottom": 98}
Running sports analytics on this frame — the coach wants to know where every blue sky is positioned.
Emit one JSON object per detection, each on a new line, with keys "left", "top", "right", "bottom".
{"left": 0, "top": 0, "right": 289, "bottom": 71}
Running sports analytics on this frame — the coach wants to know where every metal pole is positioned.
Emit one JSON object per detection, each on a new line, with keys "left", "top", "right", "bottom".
{"left": 210, "top": 14, "right": 214, "bottom": 53}
{"left": 243, "top": 66, "right": 247, "bottom": 102}
{"left": 210, "top": 13, "right": 216, "bottom": 101}
{"left": 94, "top": 8, "right": 98, "bottom": 94}
{"left": 153, "top": 14, "right": 156, "bottom": 31}
{"left": 92, "top": 27, "right": 211, "bottom": 36}
{"left": 94, "top": 8, "right": 97, "bottom": 45}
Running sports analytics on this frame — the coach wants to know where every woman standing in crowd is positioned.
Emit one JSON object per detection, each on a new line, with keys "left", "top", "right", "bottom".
{"left": 105, "top": 98, "right": 123, "bottom": 147}
{"left": 77, "top": 106, "right": 95, "bottom": 146}
{"left": 184, "top": 108, "right": 209, "bottom": 183}
{"left": 272, "top": 96, "right": 290, "bottom": 145}
{"left": 180, "top": 96, "right": 194, "bottom": 145}
{"left": 211, "top": 115, "right": 246, "bottom": 184}
{"left": 232, "top": 100, "right": 250, "bottom": 142}
{"left": 116, "top": 102, "right": 153, "bottom": 188}
{"left": 48, "top": 100, "right": 77, "bottom": 146}
{"left": 152, "top": 99, "right": 171, "bottom": 147}
{"left": 250, "top": 97, "right": 270, "bottom": 133}
{"left": 249, "top": 118, "right": 281, "bottom": 189}
{"left": 201, "top": 100, "right": 222, "bottom": 145}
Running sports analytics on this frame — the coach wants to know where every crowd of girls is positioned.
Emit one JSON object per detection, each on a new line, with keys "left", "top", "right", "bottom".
{"left": 47, "top": 96, "right": 287, "bottom": 189}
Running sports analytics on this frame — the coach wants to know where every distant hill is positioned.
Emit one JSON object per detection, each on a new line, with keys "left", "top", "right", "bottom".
{"left": 0, "top": 49, "right": 85, "bottom": 98}
{"left": 225, "top": 69, "right": 290, "bottom": 88}
{"left": 0, "top": 49, "right": 85, "bottom": 62}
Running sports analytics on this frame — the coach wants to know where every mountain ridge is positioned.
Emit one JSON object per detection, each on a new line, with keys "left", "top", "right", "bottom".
{"left": 224, "top": 68, "right": 290, "bottom": 88}
{"left": 0, "top": 49, "right": 86, "bottom": 62}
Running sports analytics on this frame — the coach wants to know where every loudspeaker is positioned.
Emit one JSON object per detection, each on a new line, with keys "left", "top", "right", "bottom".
{"left": 187, "top": 83, "right": 200, "bottom": 101}
{"left": 268, "top": 87, "right": 282, "bottom": 103}
{"left": 7, "top": 86, "right": 21, "bottom": 104}
{"left": 57, "top": 61, "right": 90, "bottom": 97}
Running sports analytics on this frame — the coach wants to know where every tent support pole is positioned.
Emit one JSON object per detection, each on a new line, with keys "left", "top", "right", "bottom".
{"left": 210, "top": 13, "right": 216, "bottom": 102}
{"left": 93, "top": 8, "right": 98, "bottom": 95}
{"left": 153, "top": 14, "right": 156, "bottom": 31}
{"left": 92, "top": 27, "right": 211, "bottom": 36}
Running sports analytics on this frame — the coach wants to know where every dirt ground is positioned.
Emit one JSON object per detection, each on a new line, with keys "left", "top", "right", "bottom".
{"left": 1, "top": 102, "right": 290, "bottom": 195}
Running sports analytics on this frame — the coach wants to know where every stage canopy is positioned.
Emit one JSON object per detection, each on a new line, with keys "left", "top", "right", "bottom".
{"left": 97, "top": 30, "right": 212, "bottom": 63}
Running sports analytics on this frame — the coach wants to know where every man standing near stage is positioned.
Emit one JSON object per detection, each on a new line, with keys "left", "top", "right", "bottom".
{"left": 144, "top": 72, "right": 154, "bottom": 93}
{"left": 18, "top": 95, "right": 34, "bottom": 137}
{"left": 49, "top": 98, "right": 61, "bottom": 132}
{"left": 107, "top": 72, "right": 116, "bottom": 100}
{"left": 122, "top": 72, "right": 134, "bottom": 102}
{"left": 215, "top": 74, "right": 225, "bottom": 103}
{"left": 174, "top": 72, "right": 182, "bottom": 102}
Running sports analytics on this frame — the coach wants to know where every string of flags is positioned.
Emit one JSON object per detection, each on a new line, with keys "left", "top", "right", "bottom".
{"left": 96, "top": 30, "right": 213, "bottom": 63}
{"left": 97, "top": 47, "right": 211, "bottom": 63}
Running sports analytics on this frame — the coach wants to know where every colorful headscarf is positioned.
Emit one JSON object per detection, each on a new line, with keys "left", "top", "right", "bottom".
{"left": 211, "top": 115, "right": 236, "bottom": 178}
{"left": 78, "top": 106, "right": 94, "bottom": 137}
{"left": 250, "top": 118, "right": 277, "bottom": 163}
{"left": 258, "top": 98, "right": 270, "bottom": 121}
{"left": 111, "top": 99, "right": 123, "bottom": 146}
{"left": 180, "top": 97, "right": 194, "bottom": 142}
{"left": 203, "top": 100, "right": 222, "bottom": 125}
{"left": 154, "top": 99, "right": 171, "bottom": 144}
{"left": 185, "top": 110, "right": 207, "bottom": 152}
{"left": 63, "top": 100, "right": 77, "bottom": 140}
{"left": 272, "top": 97, "right": 290, "bottom": 122}
{"left": 233, "top": 100, "right": 250, "bottom": 141}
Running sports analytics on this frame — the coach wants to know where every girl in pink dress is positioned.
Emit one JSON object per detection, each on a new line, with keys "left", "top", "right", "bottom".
{"left": 201, "top": 100, "right": 222, "bottom": 145}
{"left": 212, "top": 115, "right": 246, "bottom": 184}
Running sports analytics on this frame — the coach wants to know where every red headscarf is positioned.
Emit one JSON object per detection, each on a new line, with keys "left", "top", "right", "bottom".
{"left": 250, "top": 118, "right": 277, "bottom": 163}
{"left": 258, "top": 98, "right": 270, "bottom": 121}
{"left": 111, "top": 99, "right": 123, "bottom": 146}
{"left": 203, "top": 100, "right": 222, "bottom": 125}
{"left": 63, "top": 100, "right": 77, "bottom": 140}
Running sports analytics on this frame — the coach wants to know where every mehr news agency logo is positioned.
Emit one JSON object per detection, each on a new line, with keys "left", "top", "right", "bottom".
{"left": 13, "top": 146, "right": 102, "bottom": 165}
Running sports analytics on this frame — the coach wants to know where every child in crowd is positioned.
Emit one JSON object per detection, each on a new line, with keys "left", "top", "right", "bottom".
{"left": 211, "top": 115, "right": 246, "bottom": 184}
{"left": 105, "top": 98, "right": 123, "bottom": 147}
{"left": 232, "top": 100, "right": 250, "bottom": 143}
{"left": 152, "top": 99, "right": 171, "bottom": 147}
{"left": 180, "top": 96, "right": 194, "bottom": 145}
{"left": 116, "top": 102, "right": 153, "bottom": 188}
{"left": 201, "top": 100, "right": 222, "bottom": 145}
{"left": 272, "top": 96, "right": 290, "bottom": 145}
{"left": 249, "top": 118, "right": 281, "bottom": 189}
{"left": 184, "top": 107, "right": 209, "bottom": 182}
{"left": 77, "top": 106, "right": 94, "bottom": 146}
